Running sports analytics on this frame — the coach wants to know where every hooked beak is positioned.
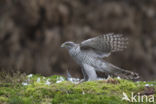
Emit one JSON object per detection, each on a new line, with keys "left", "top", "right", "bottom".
{"left": 61, "top": 43, "right": 65, "bottom": 48}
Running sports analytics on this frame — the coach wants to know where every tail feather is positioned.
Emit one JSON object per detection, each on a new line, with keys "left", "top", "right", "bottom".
{"left": 106, "top": 62, "right": 140, "bottom": 80}
{"left": 92, "top": 59, "right": 140, "bottom": 80}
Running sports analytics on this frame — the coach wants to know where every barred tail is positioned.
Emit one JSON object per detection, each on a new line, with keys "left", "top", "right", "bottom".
{"left": 106, "top": 62, "right": 140, "bottom": 80}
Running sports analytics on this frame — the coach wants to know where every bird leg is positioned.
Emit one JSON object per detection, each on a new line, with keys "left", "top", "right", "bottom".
{"left": 83, "top": 64, "right": 97, "bottom": 81}
{"left": 80, "top": 68, "right": 88, "bottom": 82}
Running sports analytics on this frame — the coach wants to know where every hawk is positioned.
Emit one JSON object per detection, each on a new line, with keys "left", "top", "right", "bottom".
{"left": 61, "top": 33, "right": 139, "bottom": 81}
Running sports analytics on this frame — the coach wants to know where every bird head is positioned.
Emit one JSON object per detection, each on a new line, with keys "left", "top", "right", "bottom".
{"left": 61, "top": 41, "right": 76, "bottom": 50}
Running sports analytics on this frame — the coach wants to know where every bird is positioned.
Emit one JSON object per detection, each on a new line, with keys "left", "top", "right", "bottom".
{"left": 61, "top": 33, "right": 139, "bottom": 82}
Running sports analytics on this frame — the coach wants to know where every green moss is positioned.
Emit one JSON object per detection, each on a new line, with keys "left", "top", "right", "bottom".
{"left": 8, "top": 96, "right": 33, "bottom": 104}
{"left": 52, "top": 94, "right": 123, "bottom": 104}
{"left": 25, "top": 86, "right": 55, "bottom": 103}
{"left": 0, "top": 73, "right": 155, "bottom": 104}
{"left": 0, "top": 96, "right": 8, "bottom": 104}
{"left": 0, "top": 87, "right": 16, "bottom": 97}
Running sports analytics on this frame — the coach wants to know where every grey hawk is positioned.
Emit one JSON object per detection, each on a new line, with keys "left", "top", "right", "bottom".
{"left": 61, "top": 33, "right": 139, "bottom": 81}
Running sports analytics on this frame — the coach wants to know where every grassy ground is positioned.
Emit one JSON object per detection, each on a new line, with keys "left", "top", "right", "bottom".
{"left": 0, "top": 72, "right": 155, "bottom": 104}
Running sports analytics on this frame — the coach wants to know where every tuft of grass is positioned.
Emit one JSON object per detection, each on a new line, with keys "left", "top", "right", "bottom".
{"left": 0, "top": 71, "right": 26, "bottom": 86}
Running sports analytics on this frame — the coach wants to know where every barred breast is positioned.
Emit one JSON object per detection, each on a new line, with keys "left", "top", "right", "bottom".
{"left": 69, "top": 45, "right": 95, "bottom": 66}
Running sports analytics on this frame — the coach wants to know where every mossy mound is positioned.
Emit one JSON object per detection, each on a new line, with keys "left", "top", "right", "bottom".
{"left": 0, "top": 73, "right": 155, "bottom": 104}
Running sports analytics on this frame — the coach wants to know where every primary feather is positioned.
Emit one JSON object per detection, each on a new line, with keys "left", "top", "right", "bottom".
{"left": 80, "top": 33, "right": 128, "bottom": 58}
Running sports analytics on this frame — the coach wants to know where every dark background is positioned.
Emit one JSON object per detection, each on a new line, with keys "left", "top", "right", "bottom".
{"left": 0, "top": 0, "right": 156, "bottom": 80}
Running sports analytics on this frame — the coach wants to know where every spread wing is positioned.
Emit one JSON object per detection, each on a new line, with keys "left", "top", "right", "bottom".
{"left": 80, "top": 33, "right": 128, "bottom": 58}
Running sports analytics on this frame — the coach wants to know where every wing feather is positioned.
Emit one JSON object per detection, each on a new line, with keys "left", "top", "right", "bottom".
{"left": 80, "top": 33, "right": 128, "bottom": 58}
